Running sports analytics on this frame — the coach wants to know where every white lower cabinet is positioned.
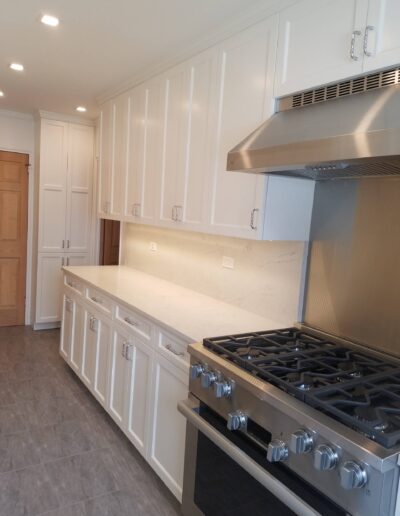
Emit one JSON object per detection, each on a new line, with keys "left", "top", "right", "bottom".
{"left": 60, "top": 274, "right": 190, "bottom": 501}
{"left": 108, "top": 327, "right": 153, "bottom": 457}
{"left": 148, "top": 348, "right": 189, "bottom": 501}
{"left": 82, "top": 308, "right": 111, "bottom": 407}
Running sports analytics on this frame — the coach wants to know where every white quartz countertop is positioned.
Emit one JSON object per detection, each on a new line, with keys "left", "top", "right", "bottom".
{"left": 63, "top": 265, "right": 288, "bottom": 342}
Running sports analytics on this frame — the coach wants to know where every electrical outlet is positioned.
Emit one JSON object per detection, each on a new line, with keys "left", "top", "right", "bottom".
{"left": 149, "top": 242, "right": 158, "bottom": 252}
{"left": 222, "top": 256, "right": 234, "bottom": 269}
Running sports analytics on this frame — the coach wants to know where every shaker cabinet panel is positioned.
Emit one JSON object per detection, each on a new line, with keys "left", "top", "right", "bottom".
{"left": 110, "top": 94, "right": 130, "bottom": 218}
{"left": 36, "top": 254, "right": 64, "bottom": 323}
{"left": 274, "top": 0, "right": 368, "bottom": 97}
{"left": 70, "top": 300, "right": 85, "bottom": 374}
{"left": 159, "top": 65, "right": 191, "bottom": 225}
{"left": 208, "top": 18, "right": 278, "bottom": 239}
{"left": 66, "top": 124, "right": 94, "bottom": 253}
{"left": 363, "top": 0, "right": 400, "bottom": 72}
{"left": 99, "top": 101, "right": 113, "bottom": 216}
{"left": 149, "top": 353, "right": 188, "bottom": 501}
{"left": 108, "top": 330, "right": 128, "bottom": 426}
{"left": 60, "top": 294, "right": 74, "bottom": 361}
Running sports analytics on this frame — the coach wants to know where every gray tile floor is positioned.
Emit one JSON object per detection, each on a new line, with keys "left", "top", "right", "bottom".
{"left": 0, "top": 326, "right": 181, "bottom": 516}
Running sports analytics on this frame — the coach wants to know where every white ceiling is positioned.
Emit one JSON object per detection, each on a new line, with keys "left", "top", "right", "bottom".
{"left": 0, "top": 0, "right": 267, "bottom": 118}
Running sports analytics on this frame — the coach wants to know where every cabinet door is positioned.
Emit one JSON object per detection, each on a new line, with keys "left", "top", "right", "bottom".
{"left": 99, "top": 101, "right": 113, "bottom": 216}
{"left": 60, "top": 295, "right": 74, "bottom": 361}
{"left": 207, "top": 19, "right": 277, "bottom": 239}
{"left": 176, "top": 50, "right": 217, "bottom": 231}
{"left": 82, "top": 309, "right": 97, "bottom": 390}
{"left": 159, "top": 65, "right": 191, "bottom": 226}
{"left": 125, "top": 337, "right": 153, "bottom": 457}
{"left": 274, "top": 0, "right": 368, "bottom": 97}
{"left": 66, "top": 124, "right": 94, "bottom": 253}
{"left": 125, "top": 78, "right": 163, "bottom": 224}
{"left": 70, "top": 300, "right": 85, "bottom": 374}
{"left": 110, "top": 94, "right": 130, "bottom": 218}
{"left": 93, "top": 317, "right": 110, "bottom": 406}
{"left": 35, "top": 254, "right": 64, "bottom": 323}
{"left": 108, "top": 330, "right": 128, "bottom": 426}
{"left": 149, "top": 353, "right": 188, "bottom": 501}
{"left": 38, "top": 120, "right": 68, "bottom": 252}
{"left": 363, "top": 0, "right": 400, "bottom": 72}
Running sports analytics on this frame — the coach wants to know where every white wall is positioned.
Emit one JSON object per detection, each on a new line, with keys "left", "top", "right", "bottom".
{"left": 121, "top": 223, "right": 307, "bottom": 325}
{"left": 0, "top": 109, "right": 35, "bottom": 325}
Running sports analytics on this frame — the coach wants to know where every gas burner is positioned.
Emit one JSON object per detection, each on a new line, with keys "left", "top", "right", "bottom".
{"left": 237, "top": 347, "right": 263, "bottom": 360}
{"left": 354, "top": 406, "right": 390, "bottom": 432}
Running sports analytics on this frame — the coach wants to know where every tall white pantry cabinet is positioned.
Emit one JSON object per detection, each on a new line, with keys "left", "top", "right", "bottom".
{"left": 35, "top": 116, "right": 94, "bottom": 327}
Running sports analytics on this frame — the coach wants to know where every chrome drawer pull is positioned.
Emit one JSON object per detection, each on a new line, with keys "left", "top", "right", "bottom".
{"left": 90, "top": 296, "right": 103, "bottom": 304}
{"left": 364, "top": 25, "right": 375, "bottom": 57}
{"left": 124, "top": 316, "right": 138, "bottom": 327}
{"left": 165, "top": 343, "right": 185, "bottom": 357}
{"left": 350, "top": 30, "right": 361, "bottom": 61}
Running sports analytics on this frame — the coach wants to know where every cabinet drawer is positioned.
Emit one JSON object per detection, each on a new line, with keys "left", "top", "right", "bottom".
{"left": 64, "top": 274, "right": 84, "bottom": 296}
{"left": 115, "top": 304, "right": 153, "bottom": 342}
{"left": 85, "top": 287, "right": 113, "bottom": 315}
{"left": 157, "top": 330, "right": 190, "bottom": 370}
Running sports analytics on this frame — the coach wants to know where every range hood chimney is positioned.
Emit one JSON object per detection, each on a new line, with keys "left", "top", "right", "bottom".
{"left": 227, "top": 67, "right": 400, "bottom": 180}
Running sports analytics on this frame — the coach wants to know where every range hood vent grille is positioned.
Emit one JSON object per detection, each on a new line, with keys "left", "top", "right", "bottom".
{"left": 279, "top": 66, "right": 400, "bottom": 112}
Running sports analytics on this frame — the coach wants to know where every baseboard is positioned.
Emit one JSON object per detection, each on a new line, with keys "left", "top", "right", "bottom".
{"left": 33, "top": 322, "right": 61, "bottom": 331}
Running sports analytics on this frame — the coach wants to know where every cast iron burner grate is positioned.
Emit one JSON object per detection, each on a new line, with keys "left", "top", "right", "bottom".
{"left": 203, "top": 328, "right": 400, "bottom": 448}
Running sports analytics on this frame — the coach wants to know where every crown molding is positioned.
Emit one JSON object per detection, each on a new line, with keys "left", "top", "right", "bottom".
{"left": 37, "top": 110, "right": 95, "bottom": 126}
{"left": 96, "top": 0, "right": 297, "bottom": 105}
{"left": 0, "top": 108, "right": 34, "bottom": 121}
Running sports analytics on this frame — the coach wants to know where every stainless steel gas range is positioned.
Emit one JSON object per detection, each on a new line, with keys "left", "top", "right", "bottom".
{"left": 179, "top": 325, "right": 400, "bottom": 516}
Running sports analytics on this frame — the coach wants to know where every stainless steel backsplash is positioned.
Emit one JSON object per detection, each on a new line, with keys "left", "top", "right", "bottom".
{"left": 304, "top": 177, "right": 400, "bottom": 356}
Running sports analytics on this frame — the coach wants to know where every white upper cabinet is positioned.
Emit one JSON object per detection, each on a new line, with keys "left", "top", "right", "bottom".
{"left": 274, "top": 0, "right": 368, "bottom": 97}
{"left": 110, "top": 94, "right": 130, "bottom": 218}
{"left": 66, "top": 124, "right": 94, "bottom": 253}
{"left": 39, "top": 120, "right": 68, "bottom": 253}
{"left": 207, "top": 17, "right": 278, "bottom": 240}
{"left": 363, "top": 0, "right": 400, "bottom": 72}
{"left": 125, "top": 77, "right": 163, "bottom": 224}
{"left": 99, "top": 100, "right": 113, "bottom": 216}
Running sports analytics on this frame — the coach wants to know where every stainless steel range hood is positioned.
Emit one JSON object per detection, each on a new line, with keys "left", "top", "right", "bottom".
{"left": 227, "top": 67, "right": 400, "bottom": 180}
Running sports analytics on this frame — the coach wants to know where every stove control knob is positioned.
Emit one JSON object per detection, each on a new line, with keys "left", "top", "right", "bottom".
{"left": 227, "top": 411, "right": 247, "bottom": 431}
{"left": 190, "top": 363, "right": 205, "bottom": 380}
{"left": 214, "top": 379, "right": 234, "bottom": 399}
{"left": 340, "top": 461, "right": 367, "bottom": 490}
{"left": 267, "top": 440, "right": 289, "bottom": 463}
{"left": 314, "top": 445, "right": 338, "bottom": 471}
{"left": 201, "top": 370, "right": 218, "bottom": 389}
{"left": 289, "top": 429, "right": 315, "bottom": 454}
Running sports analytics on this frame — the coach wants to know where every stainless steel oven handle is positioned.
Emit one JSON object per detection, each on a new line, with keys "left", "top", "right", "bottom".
{"left": 178, "top": 399, "right": 321, "bottom": 516}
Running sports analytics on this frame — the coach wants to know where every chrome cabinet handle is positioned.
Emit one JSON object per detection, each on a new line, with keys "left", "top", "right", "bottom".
{"left": 65, "top": 298, "right": 73, "bottom": 312}
{"left": 132, "top": 203, "right": 141, "bottom": 217}
{"left": 250, "top": 208, "right": 259, "bottom": 230}
{"left": 89, "top": 316, "right": 98, "bottom": 332}
{"left": 66, "top": 257, "right": 70, "bottom": 266}
{"left": 364, "top": 25, "right": 375, "bottom": 57}
{"left": 171, "top": 206, "right": 176, "bottom": 221}
{"left": 350, "top": 30, "right": 361, "bottom": 61}
{"left": 122, "top": 340, "right": 127, "bottom": 358}
{"left": 124, "top": 316, "right": 138, "bottom": 327}
{"left": 125, "top": 344, "right": 133, "bottom": 361}
{"left": 66, "top": 240, "right": 70, "bottom": 249}
{"left": 165, "top": 343, "right": 185, "bottom": 357}
{"left": 175, "top": 205, "right": 182, "bottom": 222}
{"left": 62, "top": 239, "right": 65, "bottom": 249}
{"left": 90, "top": 296, "right": 103, "bottom": 304}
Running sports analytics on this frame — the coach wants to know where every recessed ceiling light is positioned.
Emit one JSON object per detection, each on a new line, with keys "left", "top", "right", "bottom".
{"left": 41, "top": 14, "right": 59, "bottom": 27}
{"left": 76, "top": 106, "right": 87, "bottom": 112}
{"left": 10, "top": 63, "right": 24, "bottom": 71}
{"left": 0, "top": 91, "right": 4, "bottom": 97}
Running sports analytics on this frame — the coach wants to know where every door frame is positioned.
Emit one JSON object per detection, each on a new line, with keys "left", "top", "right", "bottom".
{"left": 0, "top": 147, "right": 33, "bottom": 325}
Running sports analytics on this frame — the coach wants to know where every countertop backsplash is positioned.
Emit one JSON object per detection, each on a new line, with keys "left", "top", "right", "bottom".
{"left": 121, "top": 223, "right": 307, "bottom": 325}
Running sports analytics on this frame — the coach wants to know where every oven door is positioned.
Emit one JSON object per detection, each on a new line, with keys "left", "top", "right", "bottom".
{"left": 178, "top": 397, "right": 347, "bottom": 516}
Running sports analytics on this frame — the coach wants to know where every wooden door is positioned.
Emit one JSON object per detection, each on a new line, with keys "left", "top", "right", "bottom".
{"left": 0, "top": 151, "right": 28, "bottom": 326}
{"left": 99, "top": 219, "right": 120, "bottom": 265}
